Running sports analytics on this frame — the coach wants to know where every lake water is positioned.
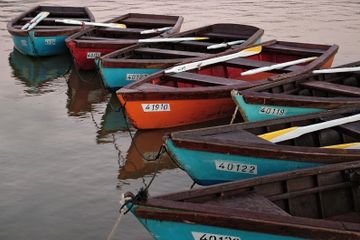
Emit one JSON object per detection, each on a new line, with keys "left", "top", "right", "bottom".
{"left": 1, "top": 1, "right": 359, "bottom": 239}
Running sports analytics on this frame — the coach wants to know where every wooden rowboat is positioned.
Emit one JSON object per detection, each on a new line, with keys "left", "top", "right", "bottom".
{"left": 66, "top": 13, "right": 183, "bottom": 70}
{"left": 164, "top": 106, "right": 360, "bottom": 185}
{"left": 7, "top": 6, "right": 95, "bottom": 56}
{"left": 232, "top": 61, "right": 360, "bottom": 122}
{"left": 98, "top": 24, "right": 263, "bottom": 91}
{"left": 124, "top": 160, "right": 360, "bottom": 240}
{"left": 117, "top": 40, "right": 338, "bottom": 129}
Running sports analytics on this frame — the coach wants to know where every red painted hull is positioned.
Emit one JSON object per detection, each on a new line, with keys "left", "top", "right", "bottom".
{"left": 66, "top": 40, "right": 133, "bottom": 70}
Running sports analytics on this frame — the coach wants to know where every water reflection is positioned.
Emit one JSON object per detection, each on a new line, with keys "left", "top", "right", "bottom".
{"left": 9, "top": 49, "right": 72, "bottom": 94}
{"left": 66, "top": 69, "right": 107, "bottom": 116}
{"left": 119, "top": 129, "right": 176, "bottom": 180}
{"left": 96, "top": 94, "right": 131, "bottom": 143}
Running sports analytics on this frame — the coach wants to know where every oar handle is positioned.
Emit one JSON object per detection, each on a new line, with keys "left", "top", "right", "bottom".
{"left": 207, "top": 40, "right": 245, "bottom": 50}
{"left": 241, "top": 56, "right": 318, "bottom": 76}
{"left": 313, "top": 66, "right": 360, "bottom": 74}
{"left": 140, "top": 27, "right": 172, "bottom": 34}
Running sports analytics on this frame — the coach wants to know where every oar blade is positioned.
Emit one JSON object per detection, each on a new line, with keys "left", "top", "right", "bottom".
{"left": 313, "top": 66, "right": 360, "bottom": 74}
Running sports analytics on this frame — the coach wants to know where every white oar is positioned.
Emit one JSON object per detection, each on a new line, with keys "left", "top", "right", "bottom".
{"left": 140, "top": 27, "right": 172, "bottom": 34}
{"left": 259, "top": 114, "right": 360, "bottom": 143}
{"left": 165, "top": 45, "right": 262, "bottom": 74}
{"left": 55, "top": 19, "right": 126, "bottom": 29}
{"left": 138, "top": 37, "right": 209, "bottom": 43}
{"left": 322, "top": 142, "right": 360, "bottom": 150}
{"left": 22, "top": 11, "right": 50, "bottom": 30}
{"left": 207, "top": 40, "right": 246, "bottom": 50}
{"left": 241, "top": 56, "right": 318, "bottom": 76}
{"left": 313, "top": 66, "right": 360, "bottom": 74}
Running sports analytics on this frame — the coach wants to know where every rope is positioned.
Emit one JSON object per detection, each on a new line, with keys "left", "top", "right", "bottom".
{"left": 229, "top": 106, "right": 239, "bottom": 124}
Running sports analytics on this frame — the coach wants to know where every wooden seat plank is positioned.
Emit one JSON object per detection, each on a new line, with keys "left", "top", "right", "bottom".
{"left": 203, "top": 32, "right": 246, "bottom": 40}
{"left": 167, "top": 72, "right": 247, "bottom": 86}
{"left": 225, "top": 58, "right": 303, "bottom": 72}
{"left": 134, "top": 47, "right": 207, "bottom": 57}
{"left": 121, "top": 17, "right": 175, "bottom": 27}
{"left": 299, "top": 81, "right": 360, "bottom": 97}
{"left": 267, "top": 43, "right": 325, "bottom": 55}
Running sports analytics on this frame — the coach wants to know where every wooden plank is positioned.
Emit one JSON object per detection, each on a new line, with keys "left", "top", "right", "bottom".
{"left": 122, "top": 17, "right": 175, "bottom": 26}
{"left": 166, "top": 72, "right": 248, "bottom": 86}
{"left": 226, "top": 58, "right": 303, "bottom": 72}
{"left": 204, "top": 32, "right": 247, "bottom": 39}
{"left": 13, "top": 25, "right": 80, "bottom": 29}
{"left": 134, "top": 47, "right": 207, "bottom": 57}
{"left": 268, "top": 43, "right": 325, "bottom": 55}
{"left": 299, "top": 80, "right": 360, "bottom": 97}
{"left": 97, "top": 27, "right": 146, "bottom": 34}
{"left": 178, "top": 40, "right": 213, "bottom": 47}
{"left": 21, "top": 17, "right": 91, "bottom": 22}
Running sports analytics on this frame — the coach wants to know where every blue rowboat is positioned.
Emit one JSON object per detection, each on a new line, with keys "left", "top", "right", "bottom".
{"left": 98, "top": 24, "right": 264, "bottom": 91}
{"left": 231, "top": 61, "right": 360, "bottom": 122}
{"left": 164, "top": 106, "right": 360, "bottom": 185}
{"left": 7, "top": 6, "right": 94, "bottom": 57}
{"left": 123, "top": 160, "right": 360, "bottom": 239}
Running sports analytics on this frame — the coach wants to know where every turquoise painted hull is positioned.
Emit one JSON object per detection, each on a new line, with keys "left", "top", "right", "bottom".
{"left": 12, "top": 32, "right": 68, "bottom": 57}
{"left": 232, "top": 94, "right": 324, "bottom": 122}
{"left": 165, "top": 139, "right": 322, "bottom": 185}
{"left": 97, "top": 61, "right": 160, "bottom": 91}
{"left": 130, "top": 207, "right": 304, "bottom": 240}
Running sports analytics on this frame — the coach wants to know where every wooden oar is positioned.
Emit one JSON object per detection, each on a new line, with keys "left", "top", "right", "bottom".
{"left": 259, "top": 114, "right": 360, "bottom": 143}
{"left": 165, "top": 45, "right": 262, "bottom": 74}
{"left": 140, "top": 27, "right": 172, "bottom": 34}
{"left": 313, "top": 66, "right": 360, "bottom": 74}
{"left": 207, "top": 40, "right": 245, "bottom": 50}
{"left": 55, "top": 19, "right": 126, "bottom": 28}
{"left": 22, "top": 11, "right": 50, "bottom": 30}
{"left": 322, "top": 142, "right": 360, "bottom": 149}
{"left": 138, "top": 37, "right": 209, "bottom": 43}
{"left": 241, "top": 56, "right": 318, "bottom": 76}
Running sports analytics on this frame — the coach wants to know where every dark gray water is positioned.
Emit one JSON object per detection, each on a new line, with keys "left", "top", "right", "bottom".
{"left": 1, "top": 1, "right": 360, "bottom": 239}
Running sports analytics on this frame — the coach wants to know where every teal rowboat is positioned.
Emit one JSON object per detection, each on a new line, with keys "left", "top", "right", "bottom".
{"left": 231, "top": 61, "right": 360, "bottom": 122}
{"left": 98, "top": 24, "right": 264, "bottom": 91}
{"left": 165, "top": 107, "right": 360, "bottom": 185}
{"left": 124, "top": 160, "right": 360, "bottom": 239}
{"left": 7, "top": 6, "right": 94, "bottom": 57}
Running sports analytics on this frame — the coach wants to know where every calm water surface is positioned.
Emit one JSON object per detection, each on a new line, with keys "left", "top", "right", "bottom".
{"left": 0, "top": 1, "right": 359, "bottom": 239}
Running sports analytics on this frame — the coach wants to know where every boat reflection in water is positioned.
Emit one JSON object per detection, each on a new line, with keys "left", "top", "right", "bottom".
{"left": 66, "top": 68, "right": 107, "bottom": 116}
{"left": 96, "top": 94, "right": 131, "bottom": 143}
{"left": 118, "top": 129, "right": 176, "bottom": 180}
{"left": 9, "top": 48, "right": 72, "bottom": 93}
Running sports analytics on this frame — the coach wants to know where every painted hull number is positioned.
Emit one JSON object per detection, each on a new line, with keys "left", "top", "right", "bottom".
{"left": 126, "top": 73, "right": 148, "bottom": 81}
{"left": 215, "top": 160, "right": 257, "bottom": 175}
{"left": 142, "top": 103, "right": 170, "bottom": 112}
{"left": 192, "top": 232, "right": 241, "bottom": 240}
{"left": 87, "top": 52, "right": 101, "bottom": 59}
{"left": 45, "top": 39, "right": 56, "bottom": 45}
{"left": 259, "top": 106, "right": 285, "bottom": 116}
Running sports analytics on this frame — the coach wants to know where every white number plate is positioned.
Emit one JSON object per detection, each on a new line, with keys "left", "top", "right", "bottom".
{"left": 192, "top": 232, "right": 241, "bottom": 240}
{"left": 141, "top": 103, "right": 170, "bottom": 112}
{"left": 21, "top": 39, "right": 28, "bottom": 46}
{"left": 215, "top": 160, "right": 257, "bottom": 175}
{"left": 45, "top": 38, "right": 56, "bottom": 45}
{"left": 87, "top": 52, "right": 101, "bottom": 59}
{"left": 126, "top": 73, "right": 148, "bottom": 81}
{"left": 259, "top": 106, "right": 286, "bottom": 116}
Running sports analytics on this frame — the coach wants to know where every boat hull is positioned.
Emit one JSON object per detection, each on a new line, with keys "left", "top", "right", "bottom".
{"left": 98, "top": 62, "right": 161, "bottom": 91}
{"left": 232, "top": 94, "right": 324, "bottom": 122}
{"left": 11, "top": 32, "right": 68, "bottom": 57}
{"left": 66, "top": 40, "right": 129, "bottom": 70}
{"left": 118, "top": 96, "right": 235, "bottom": 129}
{"left": 131, "top": 207, "right": 304, "bottom": 240}
{"left": 165, "top": 139, "right": 322, "bottom": 185}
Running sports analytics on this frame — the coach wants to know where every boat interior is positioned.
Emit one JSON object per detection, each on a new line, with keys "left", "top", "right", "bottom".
{"left": 13, "top": 6, "right": 92, "bottom": 29}
{"left": 142, "top": 42, "right": 328, "bottom": 89}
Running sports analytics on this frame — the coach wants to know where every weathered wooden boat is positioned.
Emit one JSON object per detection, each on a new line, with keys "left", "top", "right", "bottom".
{"left": 98, "top": 24, "right": 263, "bottom": 91}
{"left": 117, "top": 40, "right": 338, "bottom": 129}
{"left": 164, "top": 106, "right": 360, "bottom": 185}
{"left": 7, "top": 6, "right": 95, "bottom": 57}
{"left": 232, "top": 61, "right": 360, "bottom": 122}
{"left": 66, "top": 13, "right": 183, "bottom": 70}
{"left": 9, "top": 48, "right": 72, "bottom": 92}
{"left": 124, "top": 160, "right": 360, "bottom": 240}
